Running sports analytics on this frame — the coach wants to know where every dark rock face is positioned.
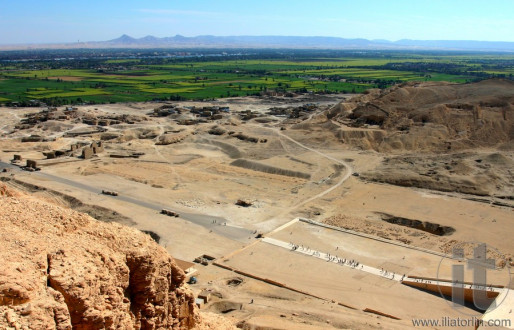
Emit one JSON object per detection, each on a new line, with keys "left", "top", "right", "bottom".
{"left": 377, "top": 212, "right": 456, "bottom": 236}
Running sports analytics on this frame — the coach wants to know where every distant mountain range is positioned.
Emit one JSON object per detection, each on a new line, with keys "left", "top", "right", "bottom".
{"left": 3, "top": 35, "right": 514, "bottom": 51}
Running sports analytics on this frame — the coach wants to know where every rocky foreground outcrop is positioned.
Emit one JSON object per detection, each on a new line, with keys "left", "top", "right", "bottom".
{"left": 0, "top": 183, "right": 227, "bottom": 329}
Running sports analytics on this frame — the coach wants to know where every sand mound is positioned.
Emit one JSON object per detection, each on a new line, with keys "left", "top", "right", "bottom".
{"left": 360, "top": 152, "right": 514, "bottom": 198}
{"left": 485, "top": 152, "right": 512, "bottom": 165}
{"left": 208, "top": 301, "right": 243, "bottom": 314}
{"left": 156, "top": 131, "right": 191, "bottom": 145}
{"left": 231, "top": 159, "right": 311, "bottom": 179}
{"left": 195, "top": 139, "right": 243, "bottom": 159}
{"left": 119, "top": 127, "right": 161, "bottom": 141}
{"left": 39, "top": 120, "right": 75, "bottom": 132}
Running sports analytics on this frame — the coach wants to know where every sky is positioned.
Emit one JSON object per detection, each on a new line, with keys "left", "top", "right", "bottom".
{"left": 1, "top": 0, "right": 513, "bottom": 44}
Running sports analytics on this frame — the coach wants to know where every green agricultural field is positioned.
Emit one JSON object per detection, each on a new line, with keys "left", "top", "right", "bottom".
{"left": 0, "top": 49, "right": 513, "bottom": 105}
{"left": 25, "top": 88, "right": 110, "bottom": 99}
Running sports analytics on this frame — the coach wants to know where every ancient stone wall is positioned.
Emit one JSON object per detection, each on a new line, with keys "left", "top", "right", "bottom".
{"left": 26, "top": 160, "right": 37, "bottom": 169}
{"left": 82, "top": 147, "right": 93, "bottom": 159}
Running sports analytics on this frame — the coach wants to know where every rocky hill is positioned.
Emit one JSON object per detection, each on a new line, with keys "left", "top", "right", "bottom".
{"left": 0, "top": 183, "right": 233, "bottom": 329}
{"left": 332, "top": 79, "right": 514, "bottom": 152}
{"left": 311, "top": 79, "right": 514, "bottom": 200}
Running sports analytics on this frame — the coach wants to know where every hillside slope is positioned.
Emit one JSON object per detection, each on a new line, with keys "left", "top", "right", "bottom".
{"left": 0, "top": 183, "right": 222, "bottom": 329}
{"left": 332, "top": 79, "right": 514, "bottom": 152}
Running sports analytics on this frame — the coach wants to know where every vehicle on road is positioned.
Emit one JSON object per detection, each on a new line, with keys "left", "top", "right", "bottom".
{"left": 101, "top": 190, "right": 119, "bottom": 196}
{"left": 161, "top": 209, "right": 179, "bottom": 217}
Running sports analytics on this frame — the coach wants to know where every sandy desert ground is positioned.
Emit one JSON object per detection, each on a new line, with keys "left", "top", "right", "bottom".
{"left": 1, "top": 83, "right": 513, "bottom": 329}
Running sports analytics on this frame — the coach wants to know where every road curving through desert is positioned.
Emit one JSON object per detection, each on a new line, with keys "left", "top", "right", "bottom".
{"left": 275, "top": 127, "right": 353, "bottom": 203}
{"left": 0, "top": 120, "right": 353, "bottom": 241}
{"left": 253, "top": 125, "right": 354, "bottom": 232}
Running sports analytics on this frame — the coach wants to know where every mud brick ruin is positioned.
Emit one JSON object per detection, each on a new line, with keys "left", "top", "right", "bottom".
{"left": 82, "top": 141, "right": 104, "bottom": 159}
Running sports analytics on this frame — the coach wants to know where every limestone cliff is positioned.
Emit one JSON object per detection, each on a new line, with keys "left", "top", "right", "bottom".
{"left": 0, "top": 183, "right": 201, "bottom": 329}
{"left": 332, "top": 79, "right": 514, "bottom": 152}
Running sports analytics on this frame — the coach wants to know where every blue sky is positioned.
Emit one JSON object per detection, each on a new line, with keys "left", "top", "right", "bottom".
{"left": 1, "top": 0, "right": 513, "bottom": 44}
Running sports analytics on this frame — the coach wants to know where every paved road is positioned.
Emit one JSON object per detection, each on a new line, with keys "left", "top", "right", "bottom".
{"left": 0, "top": 160, "right": 18, "bottom": 170}
{"left": 0, "top": 160, "right": 253, "bottom": 242}
{"left": 0, "top": 123, "right": 352, "bottom": 243}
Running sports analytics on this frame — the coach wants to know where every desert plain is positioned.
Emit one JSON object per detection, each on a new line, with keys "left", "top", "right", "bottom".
{"left": 1, "top": 80, "right": 513, "bottom": 329}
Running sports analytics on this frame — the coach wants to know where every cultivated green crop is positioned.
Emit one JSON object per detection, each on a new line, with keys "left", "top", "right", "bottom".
{"left": 1, "top": 50, "right": 512, "bottom": 106}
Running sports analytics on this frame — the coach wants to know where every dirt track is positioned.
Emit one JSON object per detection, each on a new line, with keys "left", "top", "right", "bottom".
{"left": 1, "top": 85, "right": 513, "bottom": 329}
